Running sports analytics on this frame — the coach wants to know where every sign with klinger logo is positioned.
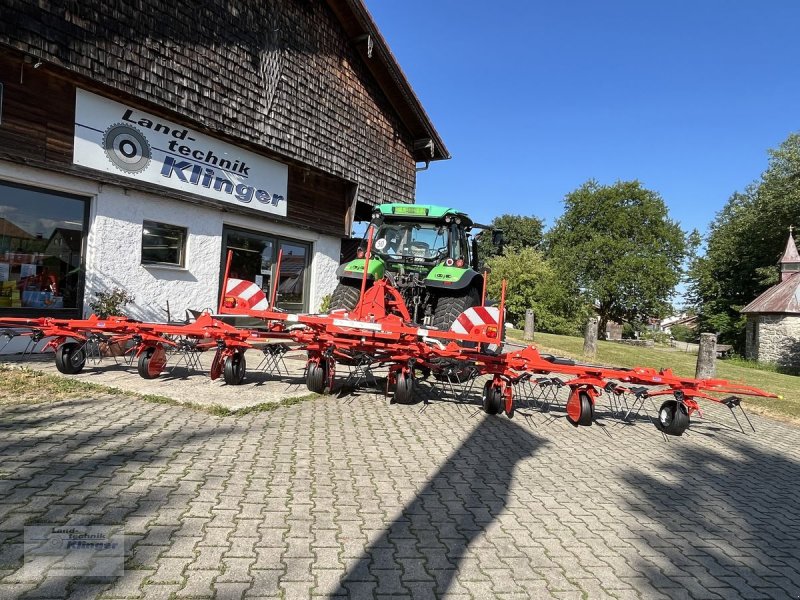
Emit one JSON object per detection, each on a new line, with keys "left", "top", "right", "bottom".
{"left": 73, "top": 89, "right": 288, "bottom": 216}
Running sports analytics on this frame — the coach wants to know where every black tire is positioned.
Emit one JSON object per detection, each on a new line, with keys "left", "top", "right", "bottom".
{"left": 393, "top": 371, "right": 415, "bottom": 404}
{"left": 577, "top": 391, "right": 593, "bottom": 426}
{"left": 306, "top": 361, "right": 327, "bottom": 394}
{"left": 137, "top": 348, "right": 159, "bottom": 379}
{"left": 658, "top": 400, "right": 690, "bottom": 436}
{"left": 223, "top": 351, "right": 246, "bottom": 385}
{"left": 55, "top": 342, "right": 85, "bottom": 375}
{"left": 330, "top": 281, "right": 362, "bottom": 312}
{"left": 482, "top": 380, "right": 503, "bottom": 415}
{"left": 432, "top": 285, "right": 481, "bottom": 331}
{"left": 567, "top": 390, "right": 594, "bottom": 426}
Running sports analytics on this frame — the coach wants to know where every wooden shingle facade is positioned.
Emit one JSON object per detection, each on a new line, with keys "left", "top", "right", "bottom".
{"left": 0, "top": 0, "right": 448, "bottom": 233}
{"left": 0, "top": 1, "right": 448, "bottom": 320}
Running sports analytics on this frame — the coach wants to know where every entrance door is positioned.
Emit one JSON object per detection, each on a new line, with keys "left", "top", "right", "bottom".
{"left": 276, "top": 241, "right": 308, "bottom": 313}
{"left": 221, "top": 227, "right": 310, "bottom": 312}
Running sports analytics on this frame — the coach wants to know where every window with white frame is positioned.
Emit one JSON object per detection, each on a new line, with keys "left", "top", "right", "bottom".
{"left": 141, "top": 221, "right": 187, "bottom": 267}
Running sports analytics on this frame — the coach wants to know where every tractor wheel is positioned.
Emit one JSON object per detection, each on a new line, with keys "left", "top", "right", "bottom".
{"left": 223, "top": 351, "right": 246, "bottom": 385}
{"left": 55, "top": 342, "right": 86, "bottom": 375}
{"left": 393, "top": 371, "right": 416, "bottom": 404}
{"left": 329, "top": 281, "right": 362, "bottom": 312}
{"left": 432, "top": 285, "right": 481, "bottom": 332}
{"left": 306, "top": 361, "right": 328, "bottom": 394}
{"left": 482, "top": 380, "right": 503, "bottom": 415}
{"left": 658, "top": 400, "right": 690, "bottom": 436}
{"left": 567, "top": 390, "right": 594, "bottom": 426}
{"left": 137, "top": 348, "right": 159, "bottom": 379}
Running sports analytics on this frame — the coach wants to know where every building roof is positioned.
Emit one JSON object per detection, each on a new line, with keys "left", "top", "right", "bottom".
{"left": 0, "top": 218, "right": 34, "bottom": 240}
{"left": 325, "top": 0, "right": 450, "bottom": 163}
{"left": 741, "top": 273, "right": 800, "bottom": 315}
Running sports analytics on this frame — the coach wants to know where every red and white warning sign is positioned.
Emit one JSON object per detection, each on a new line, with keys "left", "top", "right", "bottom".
{"left": 450, "top": 306, "right": 501, "bottom": 336}
{"left": 225, "top": 279, "right": 269, "bottom": 310}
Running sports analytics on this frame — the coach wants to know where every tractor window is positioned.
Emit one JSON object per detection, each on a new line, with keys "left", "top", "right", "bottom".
{"left": 374, "top": 222, "right": 449, "bottom": 261}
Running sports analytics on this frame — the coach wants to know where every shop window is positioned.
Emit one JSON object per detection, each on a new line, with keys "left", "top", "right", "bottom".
{"left": 0, "top": 180, "right": 88, "bottom": 313}
{"left": 141, "top": 221, "right": 187, "bottom": 267}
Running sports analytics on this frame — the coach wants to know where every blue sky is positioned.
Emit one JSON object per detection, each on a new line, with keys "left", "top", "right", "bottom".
{"left": 366, "top": 1, "right": 800, "bottom": 236}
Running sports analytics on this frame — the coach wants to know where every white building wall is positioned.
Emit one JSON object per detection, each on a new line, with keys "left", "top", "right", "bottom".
{"left": 0, "top": 161, "right": 341, "bottom": 327}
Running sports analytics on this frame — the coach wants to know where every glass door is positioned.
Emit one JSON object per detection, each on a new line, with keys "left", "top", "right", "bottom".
{"left": 221, "top": 226, "right": 310, "bottom": 312}
{"left": 277, "top": 241, "right": 308, "bottom": 313}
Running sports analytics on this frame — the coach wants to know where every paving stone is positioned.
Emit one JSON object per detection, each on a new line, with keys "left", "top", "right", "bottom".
{"left": 1, "top": 389, "right": 799, "bottom": 600}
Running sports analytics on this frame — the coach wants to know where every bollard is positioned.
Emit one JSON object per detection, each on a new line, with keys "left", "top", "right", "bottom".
{"left": 524, "top": 309, "right": 535, "bottom": 341}
{"left": 695, "top": 332, "right": 717, "bottom": 379}
{"left": 583, "top": 317, "right": 598, "bottom": 357}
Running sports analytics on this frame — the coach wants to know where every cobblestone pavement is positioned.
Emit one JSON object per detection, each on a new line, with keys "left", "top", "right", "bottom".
{"left": 2, "top": 383, "right": 800, "bottom": 599}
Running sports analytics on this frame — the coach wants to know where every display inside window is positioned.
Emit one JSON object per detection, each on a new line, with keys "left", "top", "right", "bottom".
{"left": 0, "top": 181, "right": 87, "bottom": 310}
{"left": 141, "top": 221, "right": 187, "bottom": 266}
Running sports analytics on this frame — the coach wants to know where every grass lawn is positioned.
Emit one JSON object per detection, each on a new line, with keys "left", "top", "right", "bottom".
{"left": 508, "top": 331, "right": 800, "bottom": 423}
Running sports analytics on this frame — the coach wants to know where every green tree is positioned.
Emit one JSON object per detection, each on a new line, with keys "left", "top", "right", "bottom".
{"left": 689, "top": 133, "right": 800, "bottom": 349}
{"left": 485, "top": 247, "right": 587, "bottom": 335}
{"left": 547, "top": 180, "right": 688, "bottom": 336}
{"left": 478, "top": 214, "right": 544, "bottom": 260}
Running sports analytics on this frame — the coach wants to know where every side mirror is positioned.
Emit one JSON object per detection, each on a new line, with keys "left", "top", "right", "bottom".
{"left": 492, "top": 229, "right": 504, "bottom": 247}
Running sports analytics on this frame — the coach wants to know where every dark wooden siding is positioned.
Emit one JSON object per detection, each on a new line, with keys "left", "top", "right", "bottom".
{"left": 0, "top": 0, "right": 417, "bottom": 208}
{"left": 0, "top": 53, "right": 350, "bottom": 237}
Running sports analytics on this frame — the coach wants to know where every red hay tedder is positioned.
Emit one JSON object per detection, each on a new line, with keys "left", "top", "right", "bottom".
{"left": 0, "top": 232, "right": 779, "bottom": 437}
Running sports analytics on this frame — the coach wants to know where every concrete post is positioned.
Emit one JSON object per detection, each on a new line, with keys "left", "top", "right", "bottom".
{"left": 695, "top": 332, "right": 717, "bottom": 379}
{"left": 583, "top": 318, "right": 598, "bottom": 357}
{"left": 524, "top": 309, "right": 535, "bottom": 341}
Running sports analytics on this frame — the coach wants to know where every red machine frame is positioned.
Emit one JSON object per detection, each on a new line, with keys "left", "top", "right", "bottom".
{"left": 0, "top": 231, "right": 780, "bottom": 437}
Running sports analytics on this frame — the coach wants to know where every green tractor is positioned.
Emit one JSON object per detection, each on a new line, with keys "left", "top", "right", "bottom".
{"left": 331, "top": 203, "right": 502, "bottom": 330}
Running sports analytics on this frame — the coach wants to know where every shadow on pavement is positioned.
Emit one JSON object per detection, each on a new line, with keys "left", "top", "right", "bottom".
{"left": 619, "top": 433, "right": 800, "bottom": 598}
{"left": 332, "top": 415, "right": 544, "bottom": 598}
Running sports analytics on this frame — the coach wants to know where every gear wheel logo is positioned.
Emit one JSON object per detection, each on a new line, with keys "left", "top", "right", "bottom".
{"left": 102, "top": 123, "right": 152, "bottom": 174}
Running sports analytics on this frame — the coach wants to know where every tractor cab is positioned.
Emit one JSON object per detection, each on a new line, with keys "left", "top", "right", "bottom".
{"left": 332, "top": 203, "right": 500, "bottom": 328}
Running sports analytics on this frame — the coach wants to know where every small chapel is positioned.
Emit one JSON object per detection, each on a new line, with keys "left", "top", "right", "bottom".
{"left": 741, "top": 227, "right": 800, "bottom": 367}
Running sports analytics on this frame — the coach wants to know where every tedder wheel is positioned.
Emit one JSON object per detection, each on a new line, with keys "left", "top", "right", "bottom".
{"left": 306, "top": 361, "right": 328, "bottom": 394}
{"left": 482, "top": 380, "right": 503, "bottom": 415}
{"left": 393, "top": 371, "right": 415, "bottom": 405}
{"left": 567, "top": 390, "right": 594, "bottom": 427}
{"left": 223, "top": 351, "right": 247, "bottom": 385}
{"left": 329, "top": 281, "right": 362, "bottom": 312}
{"left": 658, "top": 400, "right": 690, "bottom": 436}
{"left": 137, "top": 347, "right": 162, "bottom": 379}
{"left": 55, "top": 342, "right": 86, "bottom": 375}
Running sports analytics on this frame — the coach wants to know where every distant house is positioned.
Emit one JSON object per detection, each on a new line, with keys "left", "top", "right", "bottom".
{"left": 741, "top": 228, "right": 800, "bottom": 367}
{"left": 659, "top": 313, "right": 698, "bottom": 335}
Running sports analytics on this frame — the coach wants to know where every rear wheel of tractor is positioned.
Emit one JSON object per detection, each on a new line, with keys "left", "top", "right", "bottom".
{"left": 482, "top": 381, "right": 503, "bottom": 415}
{"left": 658, "top": 400, "right": 690, "bottom": 436}
{"left": 223, "top": 351, "right": 246, "bottom": 385}
{"left": 432, "top": 285, "right": 481, "bottom": 332}
{"left": 306, "top": 361, "right": 328, "bottom": 394}
{"left": 394, "top": 371, "right": 416, "bottom": 404}
{"left": 55, "top": 342, "right": 85, "bottom": 374}
{"left": 330, "top": 281, "right": 362, "bottom": 312}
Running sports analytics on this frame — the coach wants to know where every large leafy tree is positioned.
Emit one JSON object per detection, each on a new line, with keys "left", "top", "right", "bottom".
{"left": 548, "top": 180, "right": 688, "bottom": 336}
{"left": 690, "top": 133, "right": 800, "bottom": 349}
{"left": 478, "top": 214, "right": 544, "bottom": 260}
{"left": 485, "top": 247, "right": 587, "bottom": 335}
